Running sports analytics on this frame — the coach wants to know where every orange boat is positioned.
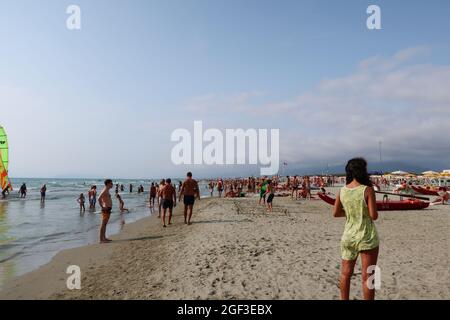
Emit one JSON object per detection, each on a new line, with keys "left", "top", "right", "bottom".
{"left": 411, "top": 185, "right": 439, "bottom": 196}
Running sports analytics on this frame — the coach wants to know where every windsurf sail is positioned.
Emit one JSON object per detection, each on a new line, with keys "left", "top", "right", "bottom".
{"left": 0, "top": 126, "right": 10, "bottom": 191}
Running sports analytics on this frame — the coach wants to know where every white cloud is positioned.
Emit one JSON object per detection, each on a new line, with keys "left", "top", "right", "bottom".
{"left": 183, "top": 47, "right": 450, "bottom": 169}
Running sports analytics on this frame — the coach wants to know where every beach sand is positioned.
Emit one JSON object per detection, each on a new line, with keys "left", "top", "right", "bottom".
{"left": 1, "top": 189, "right": 449, "bottom": 300}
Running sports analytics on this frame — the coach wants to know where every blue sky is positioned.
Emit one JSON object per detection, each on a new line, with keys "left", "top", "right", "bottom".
{"left": 1, "top": 0, "right": 450, "bottom": 178}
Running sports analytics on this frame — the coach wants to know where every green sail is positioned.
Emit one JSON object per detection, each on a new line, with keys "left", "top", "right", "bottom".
{"left": 0, "top": 126, "right": 8, "bottom": 171}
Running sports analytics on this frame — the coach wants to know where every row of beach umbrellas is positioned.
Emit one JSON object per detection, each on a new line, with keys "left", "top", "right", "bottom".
{"left": 386, "top": 170, "right": 450, "bottom": 177}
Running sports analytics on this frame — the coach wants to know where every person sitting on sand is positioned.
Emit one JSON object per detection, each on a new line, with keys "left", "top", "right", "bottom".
{"left": 77, "top": 193, "right": 86, "bottom": 213}
{"left": 333, "top": 158, "right": 379, "bottom": 300}
{"left": 265, "top": 179, "right": 275, "bottom": 212}
{"left": 161, "top": 178, "right": 176, "bottom": 227}
{"left": 179, "top": 172, "right": 200, "bottom": 225}
{"left": 431, "top": 187, "right": 449, "bottom": 205}
{"left": 115, "top": 191, "right": 129, "bottom": 213}
{"left": 98, "top": 179, "right": 114, "bottom": 243}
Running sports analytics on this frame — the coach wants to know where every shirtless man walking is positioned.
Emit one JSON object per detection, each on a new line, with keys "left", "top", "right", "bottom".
{"left": 98, "top": 179, "right": 114, "bottom": 243}
{"left": 179, "top": 172, "right": 200, "bottom": 225}
{"left": 161, "top": 178, "right": 176, "bottom": 227}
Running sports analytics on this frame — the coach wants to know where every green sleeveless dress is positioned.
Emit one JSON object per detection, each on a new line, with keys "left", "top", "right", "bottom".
{"left": 339, "top": 185, "right": 379, "bottom": 260}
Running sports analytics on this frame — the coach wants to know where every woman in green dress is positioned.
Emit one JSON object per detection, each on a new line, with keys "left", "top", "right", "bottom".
{"left": 333, "top": 158, "right": 379, "bottom": 300}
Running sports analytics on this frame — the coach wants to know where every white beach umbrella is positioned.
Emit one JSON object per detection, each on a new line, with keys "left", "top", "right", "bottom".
{"left": 422, "top": 171, "right": 440, "bottom": 176}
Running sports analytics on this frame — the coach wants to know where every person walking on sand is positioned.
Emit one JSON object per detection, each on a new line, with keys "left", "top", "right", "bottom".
{"left": 40, "top": 184, "right": 47, "bottom": 203}
{"left": 259, "top": 178, "right": 268, "bottom": 205}
{"left": 291, "top": 176, "right": 299, "bottom": 199}
{"left": 157, "top": 179, "right": 166, "bottom": 218}
{"left": 149, "top": 182, "right": 157, "bottom": 208}
{"left": 208, "top": 180, "right": 214, "bottom": 197}
{"left": 333, "top": 158, "right": 379, "bottom": 300}
{"left": 161, "top": 178, "right": 176, "bottom": 227}
{"left": 98, "top": 179, "right": 114, "bottom": 243}
{"left": 304, "top": 176, "right": 312, "bottom": 200}
{"left": 77, "top": 193, "right": 86, "bottom": 213}
{"left": 265, "top": 179, "right": 275, "bottom": 212}
{"left": 217, "top": 179, "right": 224, "bottom": 198}
{"left": 179, "top": 172, "right": 200, "bottom": 225}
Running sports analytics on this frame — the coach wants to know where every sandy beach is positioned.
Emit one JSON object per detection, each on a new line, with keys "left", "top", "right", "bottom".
{"left": 1, "top": 189, "right": 449, "bottom": 300}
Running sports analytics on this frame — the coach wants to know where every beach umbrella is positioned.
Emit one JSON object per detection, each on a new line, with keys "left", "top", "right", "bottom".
{"left": 422, "top": 171, "right": 439, "bottom": 176}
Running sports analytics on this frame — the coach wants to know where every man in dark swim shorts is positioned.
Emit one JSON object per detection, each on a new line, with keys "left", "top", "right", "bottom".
{"left": 179, "top": 172, "right": 200, "bottom": 225}
{"left": 161, "top": 178, "right": 176, "bottom": 227}
{"left": 98, "top": 179, "right": 113, "bottom": 243}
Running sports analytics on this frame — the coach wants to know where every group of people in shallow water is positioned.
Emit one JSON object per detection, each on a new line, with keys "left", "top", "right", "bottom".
{"left": 77, "top": 172, "right": 200, "bottom": 243}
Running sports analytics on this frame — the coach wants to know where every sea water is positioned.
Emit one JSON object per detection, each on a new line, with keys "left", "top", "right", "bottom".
{"left": 0, "top": 178, "right": 211, "bottom": 288}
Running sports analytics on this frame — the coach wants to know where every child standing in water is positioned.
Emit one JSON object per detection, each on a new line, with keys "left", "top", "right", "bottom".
{"left": 115, "top": 191, "right": 129, "bottom": 213}
{"left": 333, "top": 158, "right": 379, "bottom": 300}
{"left": 77, "top": 193, "right": 86, "bottom": 213}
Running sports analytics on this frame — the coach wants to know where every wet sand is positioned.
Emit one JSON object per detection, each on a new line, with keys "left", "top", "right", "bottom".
{"left": 1, "top": 190, "right": 449, "bottom": 300}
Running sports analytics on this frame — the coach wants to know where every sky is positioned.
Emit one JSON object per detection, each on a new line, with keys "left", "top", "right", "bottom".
{"left": 1, "top": 0, "right": 450, "bottom": 178}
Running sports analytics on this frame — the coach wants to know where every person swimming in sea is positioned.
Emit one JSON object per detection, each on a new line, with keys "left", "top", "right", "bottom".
{"left": 333, "top": 158, "right": 379, "bottom": 300}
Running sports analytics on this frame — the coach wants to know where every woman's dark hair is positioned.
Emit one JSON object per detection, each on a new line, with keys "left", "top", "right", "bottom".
{"left": 345, "top": 158, "right": 372, "bottom": 187}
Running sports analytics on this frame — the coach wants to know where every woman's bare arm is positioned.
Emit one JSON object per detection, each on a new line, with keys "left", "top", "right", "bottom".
{"left": 333, "top": 191, "right": 345, "bottom": 218}
{"left": 366, "top": 187, "right": 378, "bottom": 221}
